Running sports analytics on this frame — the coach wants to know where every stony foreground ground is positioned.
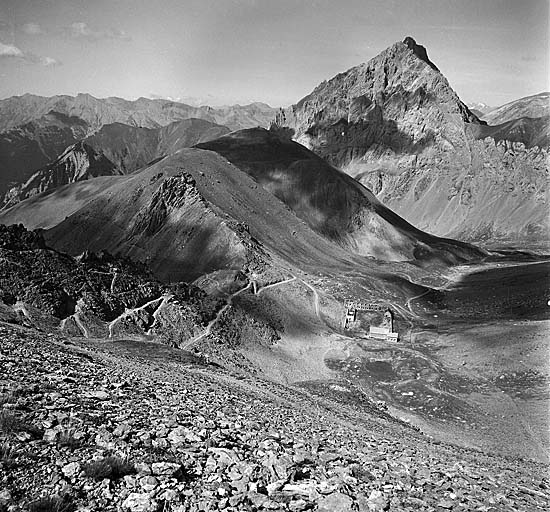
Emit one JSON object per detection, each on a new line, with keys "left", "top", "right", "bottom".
{"left": 0, "top": 324, "right": 549, "bottom": 511}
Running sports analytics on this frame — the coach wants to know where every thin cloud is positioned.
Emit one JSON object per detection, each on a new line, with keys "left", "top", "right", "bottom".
{"left": 22, "top": 23, "right": 43, "bottom": 35}
{"left": 39, "top": 56, "right": 61, "bottom": 66}
{"left": 0, "top": 41, "right": 61, "bottom": 66}
{"left": 0, "top": 42, "right": 23, "bottom": 58}
{"left": 66, "top": 22, "right": 131, "bottom": 41}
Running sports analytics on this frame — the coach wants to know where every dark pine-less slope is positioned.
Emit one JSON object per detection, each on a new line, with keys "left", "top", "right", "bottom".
{"left": 197, "top": 128, "right": 483, "bottom": 264}
{"left": 3, "top": 142, "right": 121, "bottom": 208}
{"left": 276, "top": 37, "right": 549, "bottom": 244}
{"left": 0, "top": 111, "right": 89, "bottom": 195}
{"left": 2, "top": 118, "right": 230, "bottom": 208}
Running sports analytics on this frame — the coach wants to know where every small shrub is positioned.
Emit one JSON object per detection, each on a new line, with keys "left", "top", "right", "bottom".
{"left": 82, "top": 455, "right": 135, "bottom": 481}
{"left": 0, "top": 441, "right": 18, "bottom": 468}
{"left": 0, "top": 392, "right": 15, "bottom": 407}
{"left": 0, "top": 410, "right": 43, "bottom": 439}
{"left": 57, "top": 430, "right": 82, "bottom": 450}
{"left": 28, "top": 495, "right": 75, "bottom": 512}
{"left": 0, "top": 410, "right": 21, "bottom": 433}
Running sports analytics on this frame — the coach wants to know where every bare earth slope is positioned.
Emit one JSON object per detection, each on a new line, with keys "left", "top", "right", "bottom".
{"left": 0, "top": 129, "right": 484, "bottom": 273}
{"left": 0, "top": 145, "right": 365, "bottom": 282}
{"left": 197, "top": 128, "right": 484, "bottom": 264}
{"left": 84, "top": 117, "right": 231, "bottom": 174}
{"left": 482, "top": 92, "right": 550, "bottom": 124}
{"left": 276, "top": 37, "right": 549, "bottom": 244}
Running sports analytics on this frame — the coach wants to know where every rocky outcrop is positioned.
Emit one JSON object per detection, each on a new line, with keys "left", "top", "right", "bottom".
{"left": 0, "top": 224, "right": 218, "bottom": 340}
{"left": 130, "top": 174, "right": 207, "bottom": 237}
{"left": 275, "top": 37, "right": 549, "bottom": 244}
{"left": 275, "top": 36, "right": 482, "bottom": 168}
{"left": 3, "top": 142, "right": 120, "bottom": 208}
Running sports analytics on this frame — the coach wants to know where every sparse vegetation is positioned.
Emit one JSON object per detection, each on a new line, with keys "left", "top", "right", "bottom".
{"left": 0, "top": 410, "right": 43, "bottom": 439}
{"left": 82, "top": 455, "right": 135, "bottom": 481}
{"left": 0, "top": 392, "right": 12, "bottom": 405}
{"left": 57, "top": 429, "right": 82, "bottom": 450}
{"left": 28, "top": 495, "right": 75, "bottom": 512}
{"left": 0, "top": 440, "right": 18, "bottom": 468}
{"left": 0, "top": 410, "right": 22, "bottom": 434}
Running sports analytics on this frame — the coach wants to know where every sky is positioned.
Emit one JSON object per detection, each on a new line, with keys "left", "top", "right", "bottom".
{"left": 0, "top": 0, "right": 547, "bottom": 107}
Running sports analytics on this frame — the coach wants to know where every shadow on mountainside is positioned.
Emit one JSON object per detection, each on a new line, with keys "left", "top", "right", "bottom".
{"left": 305, "top": 117, "right": 436, "bottom": 169}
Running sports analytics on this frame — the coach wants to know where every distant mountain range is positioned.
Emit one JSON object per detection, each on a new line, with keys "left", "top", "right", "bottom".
{"left": 275, "top": 37, "right": 549, "bottom": 244}
{"left": 0, "top": 93, "right": 277, "bottom": 133}
{"left": 0, "top": 94, "right": 275, "bottom": 199}
{"left": 2, "top": 117, "right": 230, "bottom": 206}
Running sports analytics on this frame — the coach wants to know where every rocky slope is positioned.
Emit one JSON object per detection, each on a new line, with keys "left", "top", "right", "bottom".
{"left": 482, "top": 92, "right": 550, "bottom": 124}
{"left": 0, "top": 93, "right": 277, "bottom": 133}
{"left": 3, "top": 142, "right": 121, "bottom": 208}
{"left": 0, "top": 111, "right": 89, "bottom": 196}
{"left": 2, "top": 324, "right": 548, "bottom": 511}
{"left": 0, "top": 224, "right": 211, "bottom": 339}
{"left": 275, "top": 37, "right": 549, "bottom": 244}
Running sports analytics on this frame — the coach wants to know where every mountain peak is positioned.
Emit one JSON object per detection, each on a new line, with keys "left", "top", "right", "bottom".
{"left": 402, "top": 36, "right": 439, "bottom": 71}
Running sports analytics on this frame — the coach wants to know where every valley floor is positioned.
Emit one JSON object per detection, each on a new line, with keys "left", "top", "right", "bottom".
{"left": 242, "top": 259, "right": 550, "bottom": 464}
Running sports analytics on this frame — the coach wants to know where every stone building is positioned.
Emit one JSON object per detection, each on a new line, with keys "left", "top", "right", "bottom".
{"left": 368, "top": 308, "right": 398, "bottom": 342}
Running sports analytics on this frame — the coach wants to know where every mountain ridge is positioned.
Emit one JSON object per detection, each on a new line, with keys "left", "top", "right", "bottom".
{"left": 482, "top": 91, "right": 550, "bottom": 125}
{"left": 1, "top": 117, "right": 231, "bottom": 208}
{"left": 0, "top": 92, "right": 278, "bottom": 133}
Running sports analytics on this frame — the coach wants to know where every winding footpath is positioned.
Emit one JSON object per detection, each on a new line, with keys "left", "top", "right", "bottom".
{"left": 297, "top": 277, "right": 321, "bottom": 318}
{"left": 182, "top": 274, "right": 320, "bottom": 350}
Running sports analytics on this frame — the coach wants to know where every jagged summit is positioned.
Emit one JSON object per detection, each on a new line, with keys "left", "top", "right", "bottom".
{"left": 402, "top": 36, "right": 440, "bottom": 71}
{"left": 276, "top": 37, "right": 548, "bottom": 243}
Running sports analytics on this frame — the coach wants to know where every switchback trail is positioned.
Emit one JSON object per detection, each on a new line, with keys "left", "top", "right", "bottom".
{"left": 108, "top": 295, "right": 170, "bottom": 338}
{"left": 181, "top": 282, "right": 252, "bottom": 350}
